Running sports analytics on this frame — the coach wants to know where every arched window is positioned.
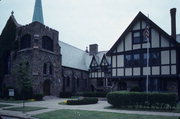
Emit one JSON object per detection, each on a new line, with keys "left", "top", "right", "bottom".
{"left": 43, "top": 63, "right": 47, "bottom": 74}
{"left": 42, "top": 36, "right": 53, "bottom": 51}
{"left": 20, "top": 34, "right": 31, "bottom": 49}
{"left": 77, "top": 78, "right": 79, "bottom": 87}
{"left": 49, "top": 63, "right": 53, "bottom": 75}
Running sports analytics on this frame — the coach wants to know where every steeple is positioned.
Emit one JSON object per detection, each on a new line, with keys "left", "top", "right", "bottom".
{"left": 32, "top": 0, "right": 44, "bottom": 24}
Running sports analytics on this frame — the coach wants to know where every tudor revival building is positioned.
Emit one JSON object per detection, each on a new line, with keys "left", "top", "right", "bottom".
{"left": 88, "top": 9, "right": 180, "bottom": 98}
{"left": 0, "top": 0, "right": 179, "bottom": 98}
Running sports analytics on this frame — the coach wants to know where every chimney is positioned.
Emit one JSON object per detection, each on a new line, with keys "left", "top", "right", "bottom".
{"left": 170, "top": 8, "right": 176, "bottom": 40}
{"left": 89, "top": 44, "right": 98, "bottom": 55}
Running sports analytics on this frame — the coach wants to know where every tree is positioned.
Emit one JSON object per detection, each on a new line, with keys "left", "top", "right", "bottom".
{"left": 13, "top": 61, "right": 33, "bottom": 108}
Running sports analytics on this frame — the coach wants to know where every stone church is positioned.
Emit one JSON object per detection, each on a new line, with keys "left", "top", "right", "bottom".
{"left": 0, "top": 0, "right": 179, "bottom": 98}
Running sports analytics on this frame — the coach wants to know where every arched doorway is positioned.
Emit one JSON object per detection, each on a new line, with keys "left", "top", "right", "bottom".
{"left": 118, "top": 81, "right": 127, "bottom": 90}
{"left": 43, "top": 80, "right": 51, "bottom": 96}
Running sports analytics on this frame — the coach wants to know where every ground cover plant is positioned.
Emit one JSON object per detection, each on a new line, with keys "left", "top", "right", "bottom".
{"left": 62, "top": 97, "right": 98, "bottom": 105}
{"left": 4, "top": 106, "right": 46, "bottom": 112}
{"left": 34, "top": 109, "right": 178, "bottom": 119}
{"left": 107, "top": 91, "right": 178, "bottom": 110}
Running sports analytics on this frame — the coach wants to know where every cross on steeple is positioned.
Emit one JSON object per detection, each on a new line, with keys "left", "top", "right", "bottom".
{"left": 32, "top": 0, "right": 44, "bottom": 24}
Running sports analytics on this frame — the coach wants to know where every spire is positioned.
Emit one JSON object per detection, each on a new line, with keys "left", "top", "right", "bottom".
{"left": 32, "top": 0, "right": 44, "bottom": 24}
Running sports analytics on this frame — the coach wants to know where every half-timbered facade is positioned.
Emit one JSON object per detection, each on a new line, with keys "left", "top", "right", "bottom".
{"left": 89, "top": 52, "right": 112, "bottom": 91}
{"left": 105, "top": 9, "right": 179, "bottom": 97}
{"left": 89, "top": 9, "right": 180, "bottom": 99}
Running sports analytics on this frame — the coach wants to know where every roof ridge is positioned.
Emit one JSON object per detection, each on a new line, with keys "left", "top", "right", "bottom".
{"left": 59, "top": 41, "right": 87, "bottom": 53}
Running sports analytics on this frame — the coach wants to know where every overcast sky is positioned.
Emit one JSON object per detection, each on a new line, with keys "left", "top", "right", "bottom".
{"left": 0, "top": 0, "right": 179, "bottom": 51}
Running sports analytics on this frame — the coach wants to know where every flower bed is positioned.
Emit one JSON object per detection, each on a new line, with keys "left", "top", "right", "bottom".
{"left": 67, "top": 97, "right": 98, "bottom": 105}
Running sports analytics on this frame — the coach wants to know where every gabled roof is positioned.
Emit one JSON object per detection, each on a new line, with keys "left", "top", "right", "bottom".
{"left": 100, "top": 54, "right": 109, "bottom": 66}
{"left": 107, "top": 12, "right": 178, "bottom": 55}
{"left": 59, "top": 41, "right": 92, "bottom": 71}
{"left": 89, "top": 55, "right": 99, "bottom": 67}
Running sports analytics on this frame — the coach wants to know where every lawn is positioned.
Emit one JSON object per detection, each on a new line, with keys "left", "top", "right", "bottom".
{"left": 34, "top": 109, "right": 178, "bottom": 119}
{"left": 4, "top": 106, "right": 46, "bottom": 112}
{"left": 0, "top": 104, "right": 12, "bottom": 108}
{"left": 106, "top": 102, "right": 180, "bottom": 113}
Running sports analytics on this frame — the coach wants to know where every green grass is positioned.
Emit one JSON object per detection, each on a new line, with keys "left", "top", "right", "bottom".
{"left": 34, "top": 109, "right": 178, "bottom": 119}
{"left": 106, "top": 102, "right": 180, "bottom": 113}
{"left": 4, "top": 106, "right": 46, "bottom": 112}
{"left": 0, "top": 104, "right": 12, "bottom": 108}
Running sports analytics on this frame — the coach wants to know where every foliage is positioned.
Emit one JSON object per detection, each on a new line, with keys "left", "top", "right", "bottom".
{"left": 34, "top": 109, "right": 178, "bottom": 119}
{"left": 82, "top": 92, "right": 108, "bottom": 97}
{"left": 13, "top": 62, "right": 33, "bottom": 100}
{"left": 59, "top": 92, "right": 72, "bottom": 98}
{"left": 130, "top": 86, "right": 142, "bottom": 92}
{"left": 107, "top": 91, "right": 178, "bottom": 110}
{"left": 67, "top": 97, "right": 98, "bottom": 105}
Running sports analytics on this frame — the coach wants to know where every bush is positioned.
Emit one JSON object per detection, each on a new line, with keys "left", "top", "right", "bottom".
{"left": 59, "top": 92, "right": 72, "bottom": 98}
{"left": 33, "top": 94, "right": 43, "bottom": 101}
{"left": 130, "top": 86, "right": 142, "bottom": 92}
{"left": 67, "top": 97, "right": 98, "bottom": 105}
{"left": 107, "top": 91, "right": 178, "bottom": 110}
{"left": 82, "top": 92, "right": 108, "bottom": 97}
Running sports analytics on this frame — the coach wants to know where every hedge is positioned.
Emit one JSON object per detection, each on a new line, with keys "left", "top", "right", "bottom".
{"left": 82, "top": 92, "right": 108, "bottom": 97}
{"left": 107, "top": 91, "right": 178, "bottom": 110}
{"left": 67, "top": 97, "right": 98, "bottom": 105}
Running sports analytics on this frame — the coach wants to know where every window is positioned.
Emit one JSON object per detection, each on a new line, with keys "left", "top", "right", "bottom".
{"left": 77, "top": 78, "right": 79, "bottom": 87}
{"left": 132, "top": 28, "right": 151, "bottom": 44}
{"left": 43, "top": 63, "right": 47, "bottom": 74}
{"left": 42, "top": 36, "right": 53, "bottom": 51}
{"left": 20, "top": 34, "right": 31, "bottom": 49}
{"left": 66, "top": 77, "right": 70, "bottom": 87}
{"left": 125, "top": 54, "right": 132, "bottom": 67}
{"left": 132, "top": 31, "right": 141, "bottom": 44}
{"left": 143, "top": 52, "right": 160, "bottom": 66}
{"left": 143, "top": 53, "right": 148, "bottom": 66}
{"left": 133, "top": 54, "right": 140, "bottom": 66}
{"left": 49, "top": 64, "right": 53, "bottom": 75}
{"left": 150, "top": 52, "right": 160, "bottom": 66}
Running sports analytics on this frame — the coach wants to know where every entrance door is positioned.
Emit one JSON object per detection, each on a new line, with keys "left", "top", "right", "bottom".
{"left": 43, "top": 80, "right": 51, "bottom": 95}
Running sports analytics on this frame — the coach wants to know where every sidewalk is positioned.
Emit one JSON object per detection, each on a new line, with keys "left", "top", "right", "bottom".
{"left": 0, "top": 98, "right": 180, "bottom": 119}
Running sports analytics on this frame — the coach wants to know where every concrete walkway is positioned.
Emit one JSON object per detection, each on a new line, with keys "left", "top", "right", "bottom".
{"left": 0, "top": 98, "right": 180, "bottom": 119}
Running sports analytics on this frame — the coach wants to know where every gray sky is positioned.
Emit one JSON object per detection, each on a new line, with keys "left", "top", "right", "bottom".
{"left": 0, "top": 0, "right": 179, "bottom": 51}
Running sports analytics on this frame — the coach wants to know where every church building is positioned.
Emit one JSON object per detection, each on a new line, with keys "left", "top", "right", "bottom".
{"left": 0, "top": 0, "right": 179, "bottom": 99}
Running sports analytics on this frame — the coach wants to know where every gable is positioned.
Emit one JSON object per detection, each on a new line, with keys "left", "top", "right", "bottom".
{"left": 107, "top": 12, "right": 178, "bottom": 55}
{"left": 90, "top": 56, "right": 98, "bottom": 67}
{"left": 100, "top": 55, "right": 109, "bottom": 66}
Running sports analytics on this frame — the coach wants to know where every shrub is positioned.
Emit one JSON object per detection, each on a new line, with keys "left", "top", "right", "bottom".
{"left": 107, "top": 91, "right": 178, "bottom": 110}
{"left": 33, "top": 94, "right": 43, "bottom": 101}
{"left": 67, "top": 97, "right": 98, "bottom": 105}
{"left": 130, "top": 86, "right": 142, "bottom": 92}
{"left": 59, "top": 92, "right": 72, "bottom": 98}
{"left": 82, "top": 92, "right": 108, "bottom": 97}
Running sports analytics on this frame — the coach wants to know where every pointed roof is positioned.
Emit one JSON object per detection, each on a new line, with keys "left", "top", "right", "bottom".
{"left": 107, "top": 12, "right": 178, "bottom": 55}
{"left": 32, "top": 0, "right": 44, "bottom": 24}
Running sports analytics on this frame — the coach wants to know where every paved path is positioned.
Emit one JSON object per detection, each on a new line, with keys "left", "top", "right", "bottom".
{"left": 0, "top": 98, "right": 180, "bottom": 119}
